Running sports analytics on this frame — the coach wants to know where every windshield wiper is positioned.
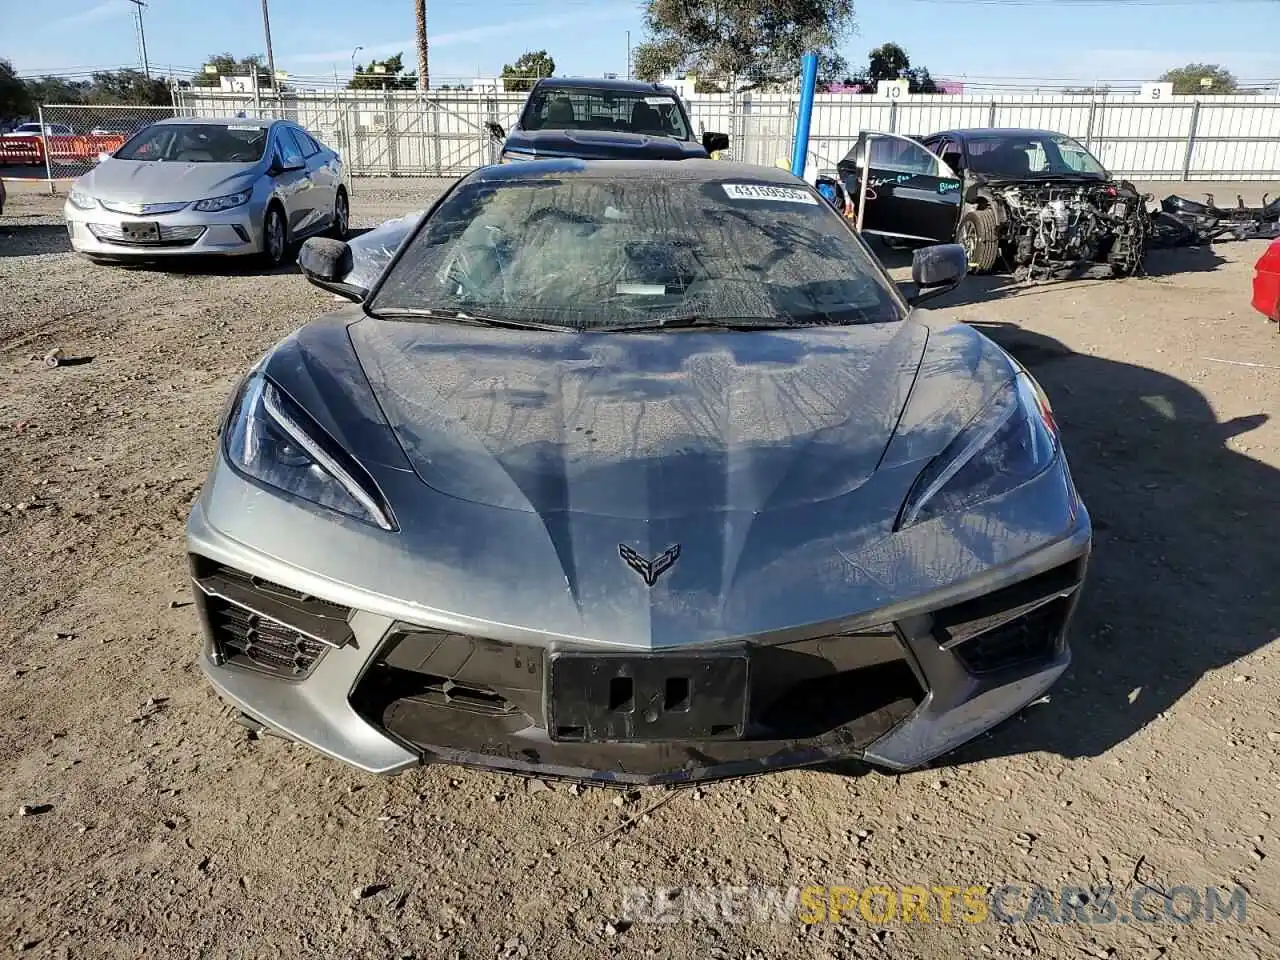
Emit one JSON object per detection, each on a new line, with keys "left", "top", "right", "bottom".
{"left": 596, "top": 315, "right": 795, "bottom": 332}
{"left": 365, "top": 306, "right": 568, "bottom": 332}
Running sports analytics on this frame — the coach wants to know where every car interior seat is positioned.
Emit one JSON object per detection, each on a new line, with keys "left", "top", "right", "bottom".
{"left": 629, "top": 102, "right": 664, "bottom": 135}
{"left": 545, "top": 97, "right": 576, "bottom": 128}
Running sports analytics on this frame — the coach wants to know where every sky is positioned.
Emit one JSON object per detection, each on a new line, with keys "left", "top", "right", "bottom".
{"left": 3, "top": 0, "right": 1278, "bottom": 87}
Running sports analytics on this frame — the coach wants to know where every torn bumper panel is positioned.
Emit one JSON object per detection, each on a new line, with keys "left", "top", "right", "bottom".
{"left": 189, "top": 503, "right": 1090, "bottom": 786}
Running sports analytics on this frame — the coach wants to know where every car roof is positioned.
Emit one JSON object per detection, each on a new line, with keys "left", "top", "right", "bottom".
{"left": 469, "top": 158, "right": 807, "bottom": 185}
{"left": 929, "top": 128, "right": 1075, "bottom": 142}
{"left": 151, "top": 116, "right": 281, "bottom": 128}
{"left": 530, "top": 76, "right": 681, "bottom": 97}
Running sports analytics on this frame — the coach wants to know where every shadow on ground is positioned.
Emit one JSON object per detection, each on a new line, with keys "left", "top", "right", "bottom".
{"left": 930, "top": 321, "right": 1278, "bottom": 767}
{"left": 875, "top": 240, "right": 1230, "bottom": 309}
{"left": 81, "top": 228, "right": 372, "bottom": 278}
{"left": 0, "top": 223, "right": 72, "bottom": 257}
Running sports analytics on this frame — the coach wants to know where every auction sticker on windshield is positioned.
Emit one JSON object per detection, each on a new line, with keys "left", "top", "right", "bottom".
{"left": 723, "top": 184, "right": 818, "bottom": 204}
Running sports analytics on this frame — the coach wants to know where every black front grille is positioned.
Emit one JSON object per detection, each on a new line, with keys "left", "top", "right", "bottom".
{"left": 190, "top": 557, "right": 354, "bottom": 680}
{"left": 951, "top": 596, "right": 1072, "bottom": 675}
{"left": 211, "top": 597, "right": 328, "bottom": 677}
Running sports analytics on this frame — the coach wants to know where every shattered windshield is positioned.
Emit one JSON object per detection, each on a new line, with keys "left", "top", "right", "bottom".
{"left": 521, "top": 86, "right": 692, "bottom": 140}
{"left": 368, "top": 176, "right": 905, "bottom": 331}
{"left": 966, "top": 133, "right": 1108, "bottom": 178}
{"left": 114, "top": 123, "right": 269, "bottom": 163}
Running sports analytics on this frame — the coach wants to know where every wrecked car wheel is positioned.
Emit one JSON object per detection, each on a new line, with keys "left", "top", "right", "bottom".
{"left": 958, "top": 209, "right": 1000, "bottom": 273}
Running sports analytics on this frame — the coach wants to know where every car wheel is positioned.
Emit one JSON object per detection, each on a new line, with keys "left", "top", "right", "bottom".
{"left": 260, "top": 204, "right": 289, "bottom": 267}
{"left": 330, "top": 187, "right": 350, "bottom": 240}
{"left": 957, "top": 208, "right": 1000, "bottom": 273}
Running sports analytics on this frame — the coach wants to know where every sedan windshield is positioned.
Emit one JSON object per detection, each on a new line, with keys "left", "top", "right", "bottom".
{"left": 966, "top": 133, "right": 1107, "bottom": 178}
{"left": 367, "top": 175, "right": 905, "bottom": 330}
{"left": 521, "top": 86, "right": 691, "bottom": 140}
{"left": 114, "top": 123, "right": 269, "bottom": 163}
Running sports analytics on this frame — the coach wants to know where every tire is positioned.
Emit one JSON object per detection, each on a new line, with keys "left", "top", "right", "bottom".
{"left": 957, "top": 208, "right": 1000, "bottom": 274}
{"left": 260, "top": 203, "right": 290, "bottom": 268}
{"left": 329, "top": 187, "right": 350, "bottom": 240}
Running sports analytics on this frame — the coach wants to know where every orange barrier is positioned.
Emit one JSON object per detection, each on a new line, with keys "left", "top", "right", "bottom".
{"left": 0, "top": 134, "right": 128, "bottom": 166}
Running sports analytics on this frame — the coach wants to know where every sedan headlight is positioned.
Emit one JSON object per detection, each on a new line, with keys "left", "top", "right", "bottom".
{"left": 897, "top": 373, "right": 1059, "bottom": 529}
{"left": 223, "top": 374, "right": 394, "bottom": 530}
{"left": 194, "top": 188, "right": 253, "bottom": 213}
{"left": 68, "top": 187, "right": 98, "bottom": 210}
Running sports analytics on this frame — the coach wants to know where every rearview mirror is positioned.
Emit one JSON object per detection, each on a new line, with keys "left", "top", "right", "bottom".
{"left": 298, "top": 237, "right": 366, "bottom": 301}
{"left": 486, "top": 121, "right": 506, "bottom": 141}
{"left": 702, "top": 131, "right": 730, "bottom": 154}
{"left": 902, "top": 243, "right": 968, "bottom": 307}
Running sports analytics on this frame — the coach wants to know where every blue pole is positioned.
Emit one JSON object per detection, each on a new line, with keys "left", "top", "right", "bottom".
{"left": 790, "top": 52, "right": 820, "bottom": 177}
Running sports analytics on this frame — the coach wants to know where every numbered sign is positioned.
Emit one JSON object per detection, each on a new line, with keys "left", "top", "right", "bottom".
{"left": 877, "top": 79, "right": 910, "bottom": 101}
{"left": 1139, "top": 82, "right": 1174, "bottom": 102}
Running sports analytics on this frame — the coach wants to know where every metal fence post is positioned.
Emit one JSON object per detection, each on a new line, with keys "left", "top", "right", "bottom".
{"left": 37, "top": 105, "right": 55, "bottom": 194}
{"left": 888, "top": 98, "right": 898, "bottom": 133}
{"left": 987, "top": 99, "right": 998, "bottom": 128}
{"left": 1085, "top": 97, "right": 1097, "bottom": 150}
{"left": 1181, "top": 100, "right": 1201, "bottom": 181}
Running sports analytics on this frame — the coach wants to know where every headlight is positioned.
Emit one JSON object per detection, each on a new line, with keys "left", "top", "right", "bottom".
{"left": 68, "top": 187, "right": 97, "bottom": 210}
{"left": 194, "top": 188, "right": 253, "bottom": 213}
{"left": 897, "top": 373, "right": 1059, "bottom": 528}
{"left": 223, "top": 374, "right": 394, "bottom": 530}
{"left": 500, "top": 150, "right": 536, "bottom": 163}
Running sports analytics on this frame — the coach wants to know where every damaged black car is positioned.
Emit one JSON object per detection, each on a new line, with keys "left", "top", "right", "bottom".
{"left": 835, "top": 128, "right": 1149, "bottom": 279}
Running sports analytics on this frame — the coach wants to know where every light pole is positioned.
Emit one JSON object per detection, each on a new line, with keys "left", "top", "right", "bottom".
{"left": 126, "top": 0, "right": 150, "bottom": 78}
{"left": 351, "top": 46, "right": 364, "bottom": 80}
{"left": 261, "top": 0, "right": 278, "bottom": 99}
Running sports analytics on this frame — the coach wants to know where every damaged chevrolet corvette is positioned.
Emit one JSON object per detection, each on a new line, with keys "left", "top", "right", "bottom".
{"left": 187, "top": 159, "right": 1091, "bottom": 786}
{"left": 837, "top": 128, "right": 1149, "bottom": 279}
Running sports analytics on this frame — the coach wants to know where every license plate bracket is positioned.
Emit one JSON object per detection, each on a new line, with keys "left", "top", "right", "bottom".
{"left": 547, "top": 650, "right": 749, "bottom": 742}
{"left": 121, "top": 221, "right": 160, "bottom": 242}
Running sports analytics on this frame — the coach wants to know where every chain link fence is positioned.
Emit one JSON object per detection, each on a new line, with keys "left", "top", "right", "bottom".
{"left": 12, "top": 90, "right": 1280, "bottom": 185}
{"left": 0, "top": 105, "right": 180, "bottom": 183}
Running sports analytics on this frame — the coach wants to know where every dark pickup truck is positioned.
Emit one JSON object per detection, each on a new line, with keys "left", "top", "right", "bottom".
{"left": 487, "top": 77, "right": 729, "bottom": 163}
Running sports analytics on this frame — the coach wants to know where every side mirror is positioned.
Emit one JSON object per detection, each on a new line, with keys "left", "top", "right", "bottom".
{"left": 298, "top": 237, "right": 366, "bottom": 301}
{"left": 702, "top": 131, "right": 730, "bottom": 154}
{"left": 486, "top": 121, "right": 506, "bottom": 141}
{"left": 902, "top": 243, "right": 968, "bottom": 307}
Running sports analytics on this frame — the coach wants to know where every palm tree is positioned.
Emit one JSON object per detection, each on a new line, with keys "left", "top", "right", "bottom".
{"left": 414, "top": 0, "right": 429, "bottom": 92}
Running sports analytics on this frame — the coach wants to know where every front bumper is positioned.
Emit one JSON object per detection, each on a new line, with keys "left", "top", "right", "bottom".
{"left": 64, "top": 199, "right": 262, "bottom": 257}
{"left": 187, "top": 501, "right": 1090, "bottom": 786}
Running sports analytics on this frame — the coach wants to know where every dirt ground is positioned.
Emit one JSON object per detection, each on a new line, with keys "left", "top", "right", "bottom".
{"left": 0, "top": 177, "right": 1277, "bottom": 960}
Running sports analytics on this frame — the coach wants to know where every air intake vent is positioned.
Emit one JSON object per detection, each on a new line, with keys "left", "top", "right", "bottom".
{"left": 190, "top": 558, "right": 354, "bottom": 680}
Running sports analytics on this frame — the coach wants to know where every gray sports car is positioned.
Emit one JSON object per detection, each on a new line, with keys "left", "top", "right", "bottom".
{"left": 186, "top": 158, "right": 1091, "bottom": 786}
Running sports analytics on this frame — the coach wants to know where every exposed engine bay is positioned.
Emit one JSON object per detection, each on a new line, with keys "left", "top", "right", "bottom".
{"left": 990, "top": 180, "right": 1148, "bottom": 280}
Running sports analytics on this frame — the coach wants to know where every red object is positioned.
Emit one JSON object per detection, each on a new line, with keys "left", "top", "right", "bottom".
{"left": 0, "top": 134, "right": 127, "bottom": 166}
{"left": 1251, "top": 238, "right": 1280, "bottom": 322}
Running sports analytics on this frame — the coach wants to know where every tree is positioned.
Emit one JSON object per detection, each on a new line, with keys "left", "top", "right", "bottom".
{"left": 193, "top": 53, "right": 280, "bottom": 90}
{"left": 501, "top": 50, "right": 556, "bottom": 92}
{"left": 0, "top": 59, "right": 33, "bottom": 120}
{"left": 1159, "top": 63, "right": 1238, "bottom": 95}
{"left": 414, "top": 0, "right": 429, "bottom": 91}
{"left": 347, "top": 52, "right": 417, "bottom": 90}
{"left": 845, "top": 43, "right": 938, "bottom": 94}
{"left": 631, "top": 0, "right": 855, "bottom": 90}
{"left": 21, "top": 75, "right": 92, "bottom": 106}
{"left": 87, "top": 69, "right": 171, "bottom": 106}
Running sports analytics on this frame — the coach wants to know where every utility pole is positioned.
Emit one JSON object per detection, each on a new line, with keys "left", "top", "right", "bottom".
{"left": 626, "top": 31, "right": 631, "bottom": 80}
{"left": 126, "top": 0, "right": 150, "bottom": 78}
{"left": 415, "top": 0, "right": 429, "bottom": 92}
{"left": 261, "top": 0, "right": 278, "bottom": 100}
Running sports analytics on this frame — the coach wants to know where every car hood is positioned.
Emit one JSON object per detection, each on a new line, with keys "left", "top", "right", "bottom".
{"left": 82, "top": 158, "right": 259, "bottom": 204}
{"left": 505, "top": 128, "right": 707, "bottom": 161}
{"left": 347, "top": 319, "right": 929, "bottom": 520}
